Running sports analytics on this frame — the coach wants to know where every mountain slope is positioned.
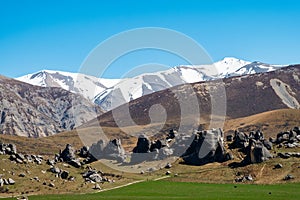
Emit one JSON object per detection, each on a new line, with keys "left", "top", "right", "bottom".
{"left": 0, "top": 75, "right": 102, "bottom": 137}
{"left": 85, "top": 65, "right": 300, "bottom": 132}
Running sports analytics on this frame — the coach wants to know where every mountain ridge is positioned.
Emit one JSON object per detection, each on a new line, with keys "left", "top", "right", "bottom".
{"left": 15, "top": 57, "right": 285, "bottom": 112}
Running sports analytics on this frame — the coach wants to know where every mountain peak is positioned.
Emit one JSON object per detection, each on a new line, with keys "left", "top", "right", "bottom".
{"left": 217, "top": 57, "right": 250, "bottom": 64}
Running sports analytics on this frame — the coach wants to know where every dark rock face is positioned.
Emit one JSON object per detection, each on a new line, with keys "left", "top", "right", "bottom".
{"left": 182, "top": 129, "right": 230, "bottom": 165}
{"left": 60, "top": 144, "right": 76, "bottom": 161}
{"left": 243, "top": 139, "right": 272, "bottom": 164}
{"left": 59, "top": 144, "right": 81, "bottom": 168}
{"left": 230, "top": 131, "right": 249, "bottom": 149}
{"left": 79, "top": 146, "right": 89, "bottom": 158}
{"left": 133, "top": 135, "right": 151, "bottom": 153}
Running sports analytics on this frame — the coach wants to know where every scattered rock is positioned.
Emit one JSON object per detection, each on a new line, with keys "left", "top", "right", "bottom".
{"left": 49, "top": 182, "right": 55, "bottom": 187}
{"left": 19, "top": 173, "right": 26, "bottom": 177}
{"left": 165, "top": 163, "right": 172, "bottom": 169}
{"left": 49, "top": 166, "right": 60, "bottom": 174}
{"left": 17, "top": 196, "right": 28, "bottom": 200}
{"left": 274, "top": 163, "right": 283, "bottom": 169}
{"left": 166, "top": 171, "right": 171, "bottom": 175}
{"left": 8, "top": 178, "right": 15, "bottom": 185}
{"left": 283, "top": 174, "right": 294, "bottom": 181}
{"left": 93, "top": 183, "right": 101, "bottom": 190}
{"left": 82, "top": 170, "right": 104, "bottom": 183}
{"left": 59, "top": 170, "right": 69, "bottom": 179}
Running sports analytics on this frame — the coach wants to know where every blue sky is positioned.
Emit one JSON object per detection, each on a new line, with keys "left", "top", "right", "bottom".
{"left": 0, "top": 0, "right": 300, "bottom": 78}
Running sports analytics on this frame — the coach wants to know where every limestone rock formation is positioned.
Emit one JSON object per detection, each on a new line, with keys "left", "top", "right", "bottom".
{"left": 88, "top": 138, "right": 126, "bottom": 162}
{"left": 182, "top": 129, "right": 232, "bottom": 165}
{"left": 242, "top": 139, "right": 272, "bottom": 164}
{"left": 59, "top": 144, "right": 81, "bottom": 168}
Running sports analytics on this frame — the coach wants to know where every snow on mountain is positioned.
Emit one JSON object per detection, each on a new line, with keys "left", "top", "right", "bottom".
{"left": 16, "top": 70, "right": 120, "bottom": 100}
{"left": 16, "top": 58, "right": 284, "bottom": 112}
{"left": 227, "top": 61, "right": 282, "bottom": 77}
{"left": 93, "top": 58, "right": 284, "bottom": 111}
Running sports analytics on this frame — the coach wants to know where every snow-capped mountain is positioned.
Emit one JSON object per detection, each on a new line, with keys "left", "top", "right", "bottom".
{"left": 16, "top": 70, "right": 120, "bottom": 100}
{"left": 16, "top": 57, "right": 284, "bottom": 111}
{"left": 227, "top": 61, "right": 281, "bottom": 77}
{"left": 93, "top": 57, "right": 284, "bottom": 111}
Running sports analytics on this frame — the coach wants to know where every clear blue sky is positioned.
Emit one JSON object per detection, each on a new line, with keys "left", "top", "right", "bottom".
{"left": 0, "top": 0, "right": 300, "bottom": 78}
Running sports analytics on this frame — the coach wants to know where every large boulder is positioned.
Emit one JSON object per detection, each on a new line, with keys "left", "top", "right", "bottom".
{"left": 89, "top": 139, "right": 126, "bottom": 162}
{"left": 182, "top": 129, "right": 230, "bottom": 165}
{"left": 230, "top": 131, "right": 249, "bottom": 148}
{"left": 132, "top": 135, "right": 151, "bottom": 153}
{"left": 102, "top": 139, "right": 126, "bottom": 162}
{"left": 59, "top": 144, "right": 81, "bottom": 168}
{"left": 243, "top": 139, "right": 272, "bottom": 164}
{"left": 60, "top": 144, "right": 76, "bottom": 161}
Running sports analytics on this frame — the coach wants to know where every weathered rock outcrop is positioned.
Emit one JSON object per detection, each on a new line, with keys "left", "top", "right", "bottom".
{"left": 242, "top": 139, "right": 272, "bottom": 164}
{"left": 182, "top": 129, "right": 232, "bottom": 165}
{"left": 59, "top": 144, "right": 81, "bottom": 168}
{"left": 88, "top": 139, "right": 126, "bottom": 162}
{"left": 132, "top": 135, "right": 151, "bottom": 153}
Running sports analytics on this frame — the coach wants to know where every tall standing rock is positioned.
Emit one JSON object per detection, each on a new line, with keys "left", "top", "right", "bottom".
{"left": 59, "top": 144, "right": 81, "bottom": 168}
{"left": 132, "top": 135, "right": 151, "bottom": 153}
{"left": 243, "top": 139, "right": 272, "bottom": 164}
{"left": 182, "top": 129, "right": 231, "bottom": 165}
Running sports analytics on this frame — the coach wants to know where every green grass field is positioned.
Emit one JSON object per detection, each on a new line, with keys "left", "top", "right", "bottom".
{"left": 3, "top": 180, "right": 300, "bottom": 200}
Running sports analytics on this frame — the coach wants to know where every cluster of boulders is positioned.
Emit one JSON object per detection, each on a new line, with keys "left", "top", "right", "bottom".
{"left": 82, "top": 166, "right": 118, "bottom": 189}
{"left": 235, "top": 174, "right": 253, "bottom": 182}
{"left": 278, "top": 152, "right": 300, "bottom": 159}
{"left": 229, "top": 130, "right": 273, "bottom": 165}
{"left": 0, "top": 143, "right": 17, "bottom": 155}
{"left": 182, "top": 129, "right": 233, "bottom": 165}
{"left": 1, "top": 142, "right": 43, "bottom": 164}
{"left": 272, "top": 127, "right": 300, "bottom": 148}
{"left": 130, "top": 129, "right": 185, "bottom": 164}
{"left": 48, "top": 165, "right": 73, "bottom": 180}
{"left": 0, "top": 177, "right": 15, "bottom": 186}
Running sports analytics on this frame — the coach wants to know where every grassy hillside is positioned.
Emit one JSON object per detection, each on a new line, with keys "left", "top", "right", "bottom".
{"left": 1, "top": 109, "right": 299, "bottom": 155}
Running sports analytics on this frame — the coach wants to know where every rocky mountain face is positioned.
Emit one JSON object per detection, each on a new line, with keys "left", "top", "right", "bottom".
{"left": 0, "top": 75, "right": 102, "bottom": 137}
{"left": 90, "top": 65, "right": 300, "bottom": 129}
{"left": 16, "top": 58, "right": 283, "bottom": 111}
